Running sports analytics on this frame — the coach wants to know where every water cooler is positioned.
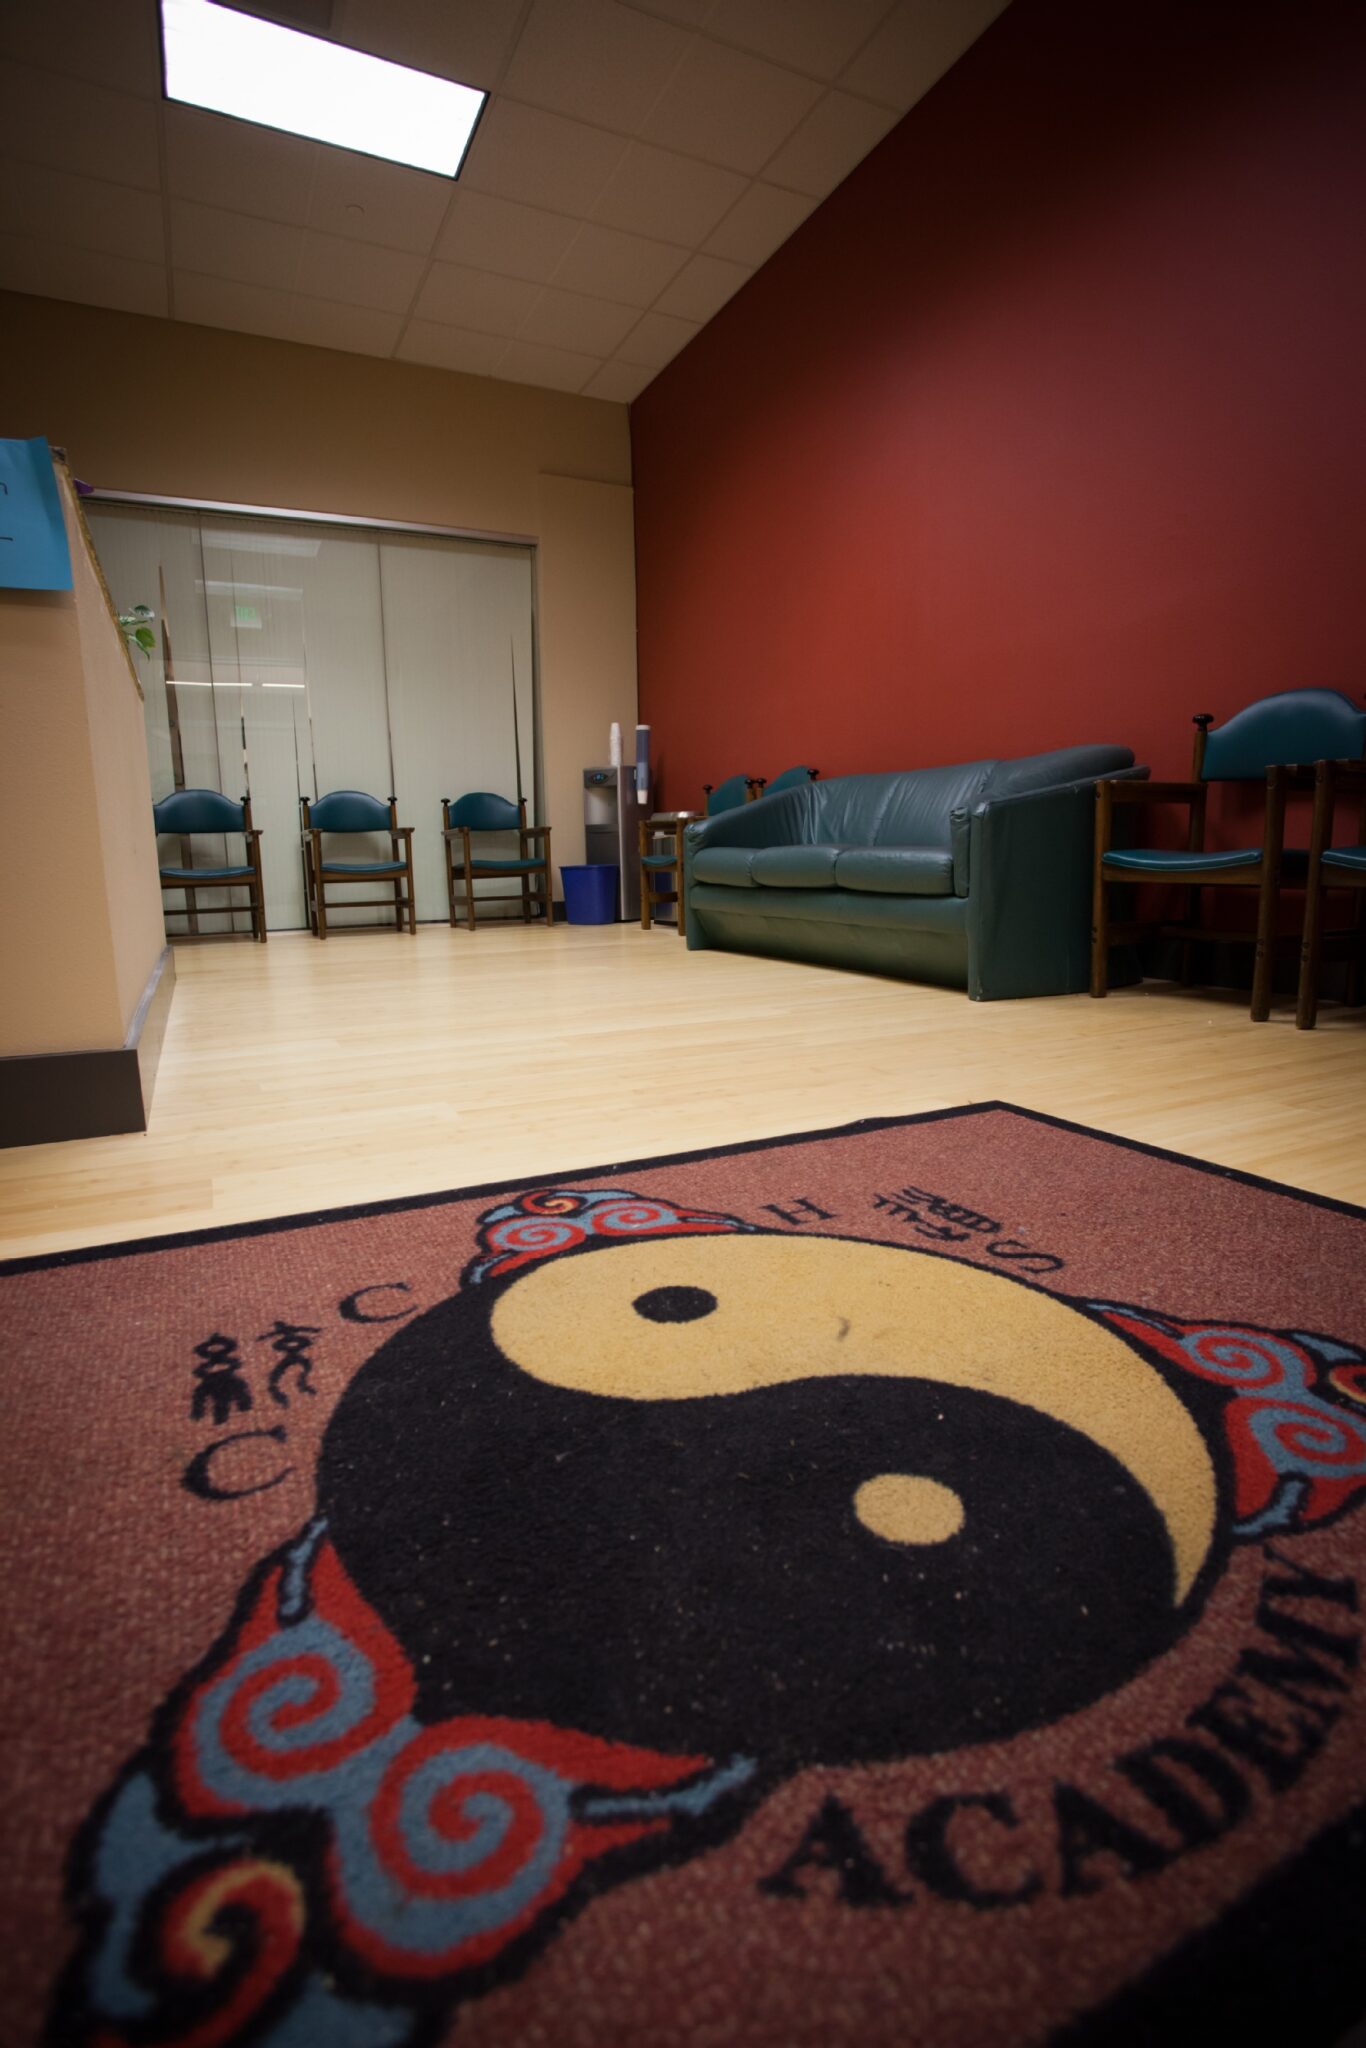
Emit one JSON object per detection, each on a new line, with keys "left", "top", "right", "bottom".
{"left": 583, "top": 766, "right": 648, "bottom": 920}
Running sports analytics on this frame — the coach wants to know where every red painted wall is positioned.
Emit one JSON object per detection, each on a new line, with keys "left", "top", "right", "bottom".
{"left": 632, "top": 0, "right": 1366, "bottom": 818}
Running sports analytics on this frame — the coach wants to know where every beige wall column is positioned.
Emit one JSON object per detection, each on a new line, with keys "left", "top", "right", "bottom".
{"left": 535, "top": 474, "right": 638, "bottom": 870}
{"left": 0, "top": 455, "right": 171, "bottom": 1141}
{"left": 1, "top": 460, "right": 165, "bottom": 1058}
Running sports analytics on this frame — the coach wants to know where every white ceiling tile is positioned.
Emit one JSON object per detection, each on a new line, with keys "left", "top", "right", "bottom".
{"left": 335, "top": 0, "right": 527, "bottom": 91}
{"left": 461, "top": 99, "right": 627, "bottom": 218}
{"left": 839, "top": 0, "right": 1012, "bottom": 110}
{"left": 0, "top": 0, "right": 161, "bottom": 99}
{"left": 615, "top": 307, "right": 699, "bottom": 368}
{"left": 294, "top": 232, "right": 426, "bottom": 313}
{"left": 165, "top": 105, "right": 317, "bottom": 226}
{"left": 702, "top": 179, "right": 815, "bottom": 264}
{"left": 435, "top": 191, "right": 581, "bottom": 283}
{"left": 413, "top": 262, "right": 544, "bottom": 336}
{"left": 701, "top": 0, "right": 894, "bottom": 81}
{"left": 308, "top": 149, "right": 453, "bottom": 255}
{"left": 835, "top": 0, "right": 1015, "bottom": 109}
{"left": 517, "top": 284, "right": 639, "bottom": 355}
{"left": 170, "top": 202, "right": 303, "bottom": 294}
{"left": 0, "top": 232, "right": 168, "bottom": 318}
{"left": 289, "top": 297, "right": 405, "bottom": 356}
{"left": 592, "top": 142, "right": 745, "bottom": 243}
{"left": 501, "top": 0, "right": 690, "bottom": 132}
{"left": 761, "top": 90, "right": 897, "bottom": 195}
{"left": 495, "top": 338, "right": 601, "bottom": 393}
{"left": 621, "top": 0, "right": 714, "bottom": 25}
{"left": 548, "top": 222, "right": 687, "bottom": 308}
{"left": 640, "top": 39, "right": 821, "bottom": 175}
{"left": 652, "top": 250, "right": 749, "bottom": 321}
{"left": 0, "top": 60, "right": 160, "bottom": 190}
{"left": 0, "top": 162, "right": 163, "bottom": 266}
{"left": 397, "top": 321, "right": 509, "bottom": 376}
{"left": 173, "top": 271, "right": 297, "bottom": 342}
{"left": 583, "top": 357, "right": 658, "bottom": 402}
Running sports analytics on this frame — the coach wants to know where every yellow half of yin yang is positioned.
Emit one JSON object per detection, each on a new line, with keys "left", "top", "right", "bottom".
{"left": 491, "top": 1233, "right": 1218, "bottom": 1602}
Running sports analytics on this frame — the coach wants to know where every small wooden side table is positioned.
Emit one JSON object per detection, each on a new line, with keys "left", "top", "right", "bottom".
{"left": 638, "top": 811, "right": 701, "bottom": 935}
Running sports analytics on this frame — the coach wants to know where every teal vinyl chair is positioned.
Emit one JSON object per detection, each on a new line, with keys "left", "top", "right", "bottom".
{"left": 1297, "top": 757, "right": 1366, "bottom": 1029}
{"left": 442, "top": 793, "right": 553, "bottom": 931}
{"left": 750, "top": 765, "right": 819, "bottom": 799}
{"left": 301, "top": 790, "right": 416, "bottom": 938}
{"left": 701, "top": 774, "right": 755, "bottom": 815}
{"left": 1091, "top": 689, "right": 1366, "bottom": 1017}
{"left": 153, "top": 787, "right": 266, "bottom": 942}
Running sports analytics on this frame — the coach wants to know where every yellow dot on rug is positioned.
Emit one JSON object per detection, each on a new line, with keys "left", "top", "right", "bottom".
{"left": 854, "top": 1472, "right": 965, "bottom": 1546}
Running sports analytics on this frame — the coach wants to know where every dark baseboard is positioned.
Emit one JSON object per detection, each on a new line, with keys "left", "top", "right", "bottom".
{"left": 0, "top": 948, "right": 175, "bottom": 1148}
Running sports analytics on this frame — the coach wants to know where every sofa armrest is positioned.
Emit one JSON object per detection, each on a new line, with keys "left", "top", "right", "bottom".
{"left": 684, "top": 784, "right": 819, "bottom": 855}
{"left": 964, "top": 767, "right": 1149, "bottom": 999}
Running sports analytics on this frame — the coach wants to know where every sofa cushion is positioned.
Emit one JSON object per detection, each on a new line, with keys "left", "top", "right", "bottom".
{"left": 692, "top": 847, "right": 757, "bottom": 887}
{"left": 751, "top": 844, "right": 842, "bottom": 888}
{"left": 834, "top": 847, "right": 954, "bottom": 896}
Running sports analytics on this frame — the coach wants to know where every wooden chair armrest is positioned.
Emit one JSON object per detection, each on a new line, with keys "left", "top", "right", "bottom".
{"left": 518, "top": 823, "right": 552, "bottom": 838}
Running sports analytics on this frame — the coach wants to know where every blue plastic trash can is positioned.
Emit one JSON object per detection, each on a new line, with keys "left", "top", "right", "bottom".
{"left": 561, "top": 863, "right": 619, "bottom": 924}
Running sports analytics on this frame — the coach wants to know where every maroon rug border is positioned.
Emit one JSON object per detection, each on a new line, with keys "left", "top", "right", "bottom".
{"left": 3, "top": 1100, "right": 1364, "bottom": 1278}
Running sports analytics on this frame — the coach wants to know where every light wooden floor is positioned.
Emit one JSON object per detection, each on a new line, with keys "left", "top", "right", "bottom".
{"left": 2, "top": 922, "right": 1364, "bottom": 1258}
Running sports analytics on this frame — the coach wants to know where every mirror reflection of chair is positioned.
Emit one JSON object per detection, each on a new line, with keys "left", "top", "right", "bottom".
{"left": 301, "top": 790, "right": 416, "bottom": 939}
{"left": 153, "top": 787, "right": 267, "bottom": 942}
{"left": 442, "top": 793, "right": 553, "bottom": 932}
{"left": 1297, "top": 757, "right": 1366, "bottom": 1029}
{"left": 749, "top": 765, "right": 819, "bottom": 798}
{"left": 1091, "top": 688, "right": 1366, "bottom": 1018}
{"left": 701, "top": 774, "right": 755, "bottom": 815}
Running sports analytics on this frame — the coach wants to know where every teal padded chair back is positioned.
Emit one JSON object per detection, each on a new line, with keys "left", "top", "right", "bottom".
{"left": 308, "top": 789, "right": 393, "bottom": 831}
{"left": 704, "top": 774, "right": 752, "bottom": 815}
{"left": 764, "top": 765, "right": 818, "bottom": 796}
{"left": 153, "top": 787, "right": 246, "bottom": 833}
{"left": 446, "top": 792, "right": 521, "bottom": 831}
{"left": 1200, "top": 689, "right": 1366, "bottom": 781}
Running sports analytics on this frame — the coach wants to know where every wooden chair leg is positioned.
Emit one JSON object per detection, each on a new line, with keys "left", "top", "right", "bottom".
{"left": 1089, "top": 874, "right": 1108, "bottom": 997}
{"left": 1346, "top": 891, "right": 1364, "bottom": 1008}
{"left": 315, "top": 868, "right": 329, "bottom": 940}
{"left": 1296, "top": 869, "right": 1325, "bottom": 1030}
{"left": 1250, "top": 773, "right": 1286, "bottom": 1023}
{"left": 408, "top": 860, "right": 417, "bottom": 934}
{"left": 465, "top": 865, "right": 477, "bottom": 933}
{"left": 1089, "top": 786, "right": 1110, "bottom": 997}
{"left": 542, "top": 857, "right": 554, "bottom": 929}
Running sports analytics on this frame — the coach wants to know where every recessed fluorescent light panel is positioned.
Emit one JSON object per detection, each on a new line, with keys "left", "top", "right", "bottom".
{"left": 160, "top": 0, "right": 486, "bottom": 177}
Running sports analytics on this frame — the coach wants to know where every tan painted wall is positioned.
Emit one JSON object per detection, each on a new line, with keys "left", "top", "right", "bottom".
{"left": 0, "top": 458, "right": 165, "bottom": 1056}
{"left": 0, "top": 291, "right": 637, "bottom": 877}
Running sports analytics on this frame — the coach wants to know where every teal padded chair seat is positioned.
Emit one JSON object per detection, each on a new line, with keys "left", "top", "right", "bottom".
{"left": 158, "top": 862, "right": 254, "bottom": 881}
{"left": 752, "top": 844, "right": 843, "bottom": 888}
{"left": 1324, "top": 846, "right": 1366, "bottom": 872}
{"left": 317, "top": 858, "right": 408, "bottom": 875}
{"left": 835, "top": 847, "right": 955, "bottom": 895}
{"left": 684, "top": 746, "right": 1142, "bottom": 1000}
{"left": 1103, "top": 846, "right": 1310, "bottom": 878}
{"left": 641, "top": 852, "right": 680, "bottom": 869}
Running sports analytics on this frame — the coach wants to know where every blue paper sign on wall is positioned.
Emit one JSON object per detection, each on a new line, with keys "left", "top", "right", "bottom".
{"left": 0, "top": 435, "right": 73, "bottom": 590}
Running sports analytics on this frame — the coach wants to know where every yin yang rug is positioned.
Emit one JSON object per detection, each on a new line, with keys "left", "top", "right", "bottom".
{"left": 2, "top": 1104, "right": 1364, "bottom": 2048}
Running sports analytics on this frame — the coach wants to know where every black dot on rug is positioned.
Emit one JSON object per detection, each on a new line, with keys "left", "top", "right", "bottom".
{"left": 631, "top": 1285, "right": 718, "bottom": 1323}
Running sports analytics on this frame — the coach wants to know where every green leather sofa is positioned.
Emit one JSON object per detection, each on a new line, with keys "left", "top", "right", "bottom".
{"left": 683, "top": 745, "right": 1142, "bottom": 999}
